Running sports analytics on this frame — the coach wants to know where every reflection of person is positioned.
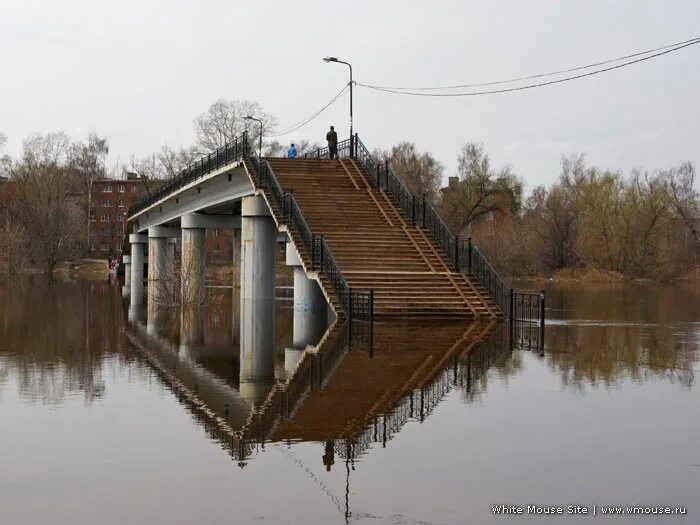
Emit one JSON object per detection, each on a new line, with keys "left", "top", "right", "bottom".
{"left": 322, "top": 440, "right": 335, "bottom": 471}
{"left": 326, "top": 126, "right": 338, "bottom": 159}
{"left": 287, "top": 143, "right": 297, "bottom": 158}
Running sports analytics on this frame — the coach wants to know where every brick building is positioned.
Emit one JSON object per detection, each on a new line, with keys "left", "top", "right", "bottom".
{"left": 89, "top": 173, "right": 145, "bottom": 257}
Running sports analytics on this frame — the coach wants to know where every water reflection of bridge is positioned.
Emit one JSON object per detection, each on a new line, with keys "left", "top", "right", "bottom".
{"left": 124, "top": 291, "right": 528, "bottom": 464}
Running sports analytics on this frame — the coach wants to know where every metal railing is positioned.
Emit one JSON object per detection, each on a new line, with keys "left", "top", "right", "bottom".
{"left": 128, "top": 134, "right": 249, "bottom": 217}
{"left": 243, "top": 137, "right": 373, "bottom": 351}
{"left": 509, "top": 290, "right": 545, "bottom": 351}
{"left": 459, "top": 238, "right": 510, "bottom": 316}
{"left": 347, "top": 134, "right": 545, "bottom": 331}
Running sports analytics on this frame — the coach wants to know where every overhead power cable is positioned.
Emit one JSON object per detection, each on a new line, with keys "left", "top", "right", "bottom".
{"left": 268, "top": 84, "right": 349, "bottom": 137}
{"left": 356, "top": 37, "right": 700, "bottom": 97}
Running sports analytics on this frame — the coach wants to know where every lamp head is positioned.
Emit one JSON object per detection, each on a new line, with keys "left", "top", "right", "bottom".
{"left": 323, "top": 56, "right": 338, "bottom": 63}
{"left": 243, "top": 116, "right": 253, "bottom": 120}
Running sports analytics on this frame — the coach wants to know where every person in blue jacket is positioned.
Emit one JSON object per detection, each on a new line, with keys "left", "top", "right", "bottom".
{"left": 287, "top": 143, "right": 298, "bottom": 158}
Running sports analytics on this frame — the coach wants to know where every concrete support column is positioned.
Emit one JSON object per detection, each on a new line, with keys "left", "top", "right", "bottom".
{"left": 231, "top": 229, "right": 242, "bottom": 289}
{"left": 239, "top": 196, "right": 276, "bottom": 406}
{"left": 129, "top": 234, "right": 147, "bottom": 304}
{"left": 180, "top": 213, "right": 240, "bottom": 306}
{"left": 286, "top": 243, "right": 328, "bottom": 349}
{"left": 123, "top": 255, "right": 131, "bottom": 287}
{"left": 181, "top": 227, "right": 206, "bottom": 306}
{"left": 240, "top": 195, "right": 276, "bottom": 300}
{"left": 147, "top": 227, "right": 178, "bottom": 307}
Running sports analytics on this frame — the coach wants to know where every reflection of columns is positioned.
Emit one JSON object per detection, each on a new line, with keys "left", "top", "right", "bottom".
{"left": 286, "top": 243, "right": 328, "bottom": 349}
{"left": 240, "top": 298, "right": 275, "bottom": 405}
{"left": 241, "top": 196, "right": 276, "bottom": 300}
{"left": 285, "top": 347, "right": 304, "bottom": 376}
{"left": 123, "top": 255, "right": 131, "bottom": 287}
{"left": 129, "top": 234, "right": 147, "bottom": 304}
{"left": 180, "top": 305, "right": 204, "bottom": 348}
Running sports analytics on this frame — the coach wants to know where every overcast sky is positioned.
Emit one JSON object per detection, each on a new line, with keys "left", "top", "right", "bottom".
{"left": 2, "top": 0, "right": 699, "bottom": 190}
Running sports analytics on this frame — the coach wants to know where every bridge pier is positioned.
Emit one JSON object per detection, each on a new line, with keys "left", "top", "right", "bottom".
{"left": 286, "top": 243, "right": 328, "bottom": 349}
{"left": 181, "top": 213, "right": 241, "bottom": 306}
{"left": 241, "top": 196, "right": 276, "bottom": 300}
{"left": 239, "top": 196, "right": 276, "bottom": 405}
{"left": 129, "top": 233, "right": 147, "bottom": 303}
{"left": 148, "top": 226, "right": 180, "bottom": 306}
{"left": 123, "top": 255, "right": 131, "bottom": 287}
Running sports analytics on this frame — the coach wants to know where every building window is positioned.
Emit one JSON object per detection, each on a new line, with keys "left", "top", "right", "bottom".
{"left": 131, "top": 184, "right": 138, "bottom": 192}
{"left": 213, "top": 228, "right": 219, "bottom": 237}
{"left": 103, "top": 184, "right": 112, "bottom": 192}
{"left": 100, "top": 213, "right": 111, "bottom": 222}
{"left": 102, "top": 228, "right": 112, "bottom": 236}
{"left": 90, "top": 243, "right": 95, "bottom": 252}
{"left": 89, "top": 212, "right": 96, "bottom": 222}
{"left": 214, "top": 243, "right": 220, "bottom": 253}
{"left": 117, "top": 199, "right": 124, "bottom": 208}
{"left": 487, "top": 211, "right": 495, "bottom": 221}
{"left": 118, "top": 185, "right": 125, "bottom": 193}
{"left": 103, "top": 199, "right": 111, "bottom": 207}
{"left": 100, "top": 243, "right": 109, "bottom": 252}
{"left": 116, "top": 213, "right": 124, "bottom": 222}
{"left": 116, "top": 224, "right": 124, "bottom": 235}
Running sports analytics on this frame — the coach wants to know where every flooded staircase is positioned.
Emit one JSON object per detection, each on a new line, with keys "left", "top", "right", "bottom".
{"left": 249, "top": 156, "right": 496, "bottom": 319}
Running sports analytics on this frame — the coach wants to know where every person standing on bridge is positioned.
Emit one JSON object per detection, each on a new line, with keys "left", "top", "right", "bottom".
{"left": 326, "top": 125, "right": 338, "bottom": 159}
{"left": 287, "top": 143, "right": 297, "bottom": 158}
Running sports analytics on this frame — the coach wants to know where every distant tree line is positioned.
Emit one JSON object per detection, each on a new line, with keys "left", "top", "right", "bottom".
{"left": 1, "top": 98, "right": 698, "bottom": 281}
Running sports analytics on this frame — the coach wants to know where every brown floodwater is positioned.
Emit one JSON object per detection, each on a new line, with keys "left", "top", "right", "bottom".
{"left": 0, "top": 278, "right": 698, "bottom": 524}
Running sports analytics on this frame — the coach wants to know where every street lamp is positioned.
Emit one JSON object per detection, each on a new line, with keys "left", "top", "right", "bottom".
{"left": 243, "top": 116, "right": 263, "bottom": 159}
{"left": 323, "top": 56, "right": 353, "bottom": 151}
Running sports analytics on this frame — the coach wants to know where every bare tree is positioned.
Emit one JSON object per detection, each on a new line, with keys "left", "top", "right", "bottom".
{"left": 195, "top": 99, "right": 276, "bottom": 152}
{"left": 440, "top": 142, "right": 522, "bottom": 235}
{"left": 374, "top": 142, "right": 444, "bottom": 203}
{"left": 70, "top": 133, "right": 109, "bottom": 255}
{"left": 664, "top": 161, "right": 700, "bottom": 247}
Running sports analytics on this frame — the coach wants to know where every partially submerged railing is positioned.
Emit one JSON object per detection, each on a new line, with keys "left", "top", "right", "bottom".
{"left": 246, "top": 135, "right": 374, "bottom": 352}
{"left": 128, "top": 135, "right": 248, "bottom": 217}
{"left": 312, "top": 133, "right": 545, "bottom": 331}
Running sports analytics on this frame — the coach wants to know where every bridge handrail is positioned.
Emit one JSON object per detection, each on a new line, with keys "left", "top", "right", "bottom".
{"left": 128, "top": 134, "right": 249, "bottom": 217}
{"left": 350, "top": 135, "right": 514, "bottom": 314}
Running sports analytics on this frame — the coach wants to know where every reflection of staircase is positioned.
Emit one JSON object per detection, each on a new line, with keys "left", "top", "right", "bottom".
{"left": 272, "top": 319, "right": 496, "bottom": 442}
{"left": 265, "top": 158, "right": 494, "bottom": 319}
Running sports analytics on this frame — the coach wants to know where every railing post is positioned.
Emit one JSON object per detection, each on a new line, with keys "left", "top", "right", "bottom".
{"left": 368, "top": 289, "right": 374, "bottom": 358}
{"left": 454, "top": 237, "right": 459, "bottom": 271}
{"left": 421, "top": 194, "right": 426, "bottom": 226}
{"left": 354, "top": 133, "right": 359, "bottom": 157}
{"left": 411, "top": 196, "right": 416, "bottom": 225}
{"left": 348, "top": 287, "right": 353, "bottom": 335}
{"left": 311, "top": 235, "right": 316, "bottom": 270}
{"left": 508, "top": 288, "right": 515, "bottom": 347}
{"left": 539, "top": 289, "right": 545, "bottom": 352}
{"left": 467, "top": 237, "right": 473, "bottom": 274}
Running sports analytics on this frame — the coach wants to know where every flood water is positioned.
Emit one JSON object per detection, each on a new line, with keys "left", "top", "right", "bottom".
{"left": 1, "top": 278, "right": 698, "bottom": 524}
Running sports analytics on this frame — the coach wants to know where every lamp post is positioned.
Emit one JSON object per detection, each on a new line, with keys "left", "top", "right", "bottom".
{"left": 243, "top": 116, "right": 263, "bottom": 159}
{"left": 323, "top": 56, "right": 353, "bottom": 153}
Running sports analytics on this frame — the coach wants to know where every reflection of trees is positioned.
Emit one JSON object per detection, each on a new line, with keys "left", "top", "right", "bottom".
{"left": 542, "top": 284, "right": 700, "bottom": 390}
{"left": 0, "top": 279, "right": 127, "bottom": 404}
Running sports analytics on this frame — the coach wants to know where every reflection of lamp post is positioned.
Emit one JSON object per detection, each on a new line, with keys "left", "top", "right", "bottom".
{"left": 243, "top": 116, "right": 263, "bottom": 158}
{"left": 323, "top": 56, "right": 353, "bottom": 152}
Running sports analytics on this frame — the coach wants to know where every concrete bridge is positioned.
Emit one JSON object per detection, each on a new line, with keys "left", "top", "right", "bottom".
{"left": 125, "top": 133, "right": 517, "bottom": 339}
